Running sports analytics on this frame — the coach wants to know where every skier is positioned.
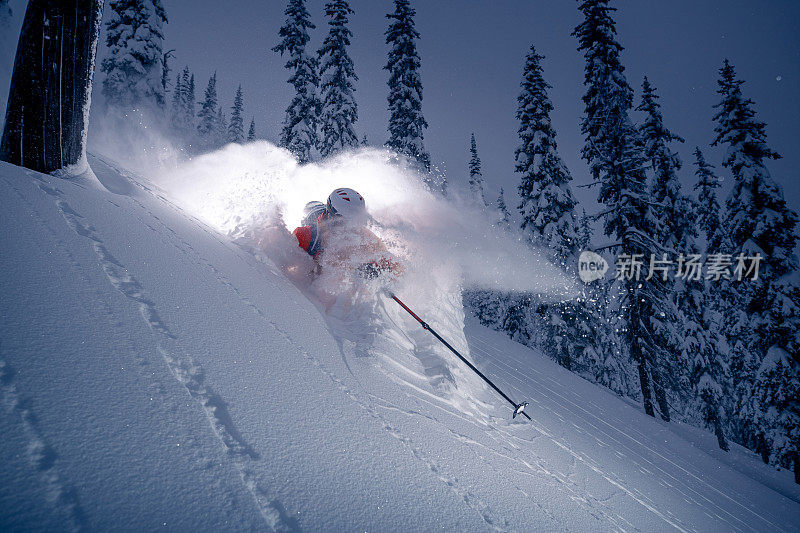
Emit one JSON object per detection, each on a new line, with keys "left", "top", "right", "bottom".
{"left": 293, "top": 188, "right": 402, "bottom": 279}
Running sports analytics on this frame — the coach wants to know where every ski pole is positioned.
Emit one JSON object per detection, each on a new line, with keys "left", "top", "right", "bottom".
{"left": 387, "top": 292, "right": 531, "bottom": 421}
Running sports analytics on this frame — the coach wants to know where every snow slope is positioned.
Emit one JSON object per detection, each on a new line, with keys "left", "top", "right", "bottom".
{"left": 1, "top": 156, "right": 799, "bottom": 531}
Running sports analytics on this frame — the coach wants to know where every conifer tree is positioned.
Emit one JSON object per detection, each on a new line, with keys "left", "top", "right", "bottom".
{"left": 215, "top": 108, "right": 227, "bottom": 147}
{"left": 515, "top": 46, "right": 579, "bottom": 262}
{"left": 712, "top": 59, "right": 800, "bottom": 478}
{"left": 273, "top": 0, "right": 320, "bottom": 163}
{"left": 361, "top": 134, "right": 368, "bottom": 146}
{"left": 574, "top": 0, "right": 673, "bottom": 419}
{"left": 636, "top": 76, "right": 695, "bottom": 418}
{"left": 101, "top": 0, "right": 168, "bottom": 112}
{"left": 496, "top": 188, "right": 511, "bottom": 230}
{"left": 468, "top": 133, "right": 487, "bottom": 207}
{"left": 197, "top": 72, "right": 219, "bottom": 147}
{"left": 693, "top": 147, "right": 722, "bottom": 250}
{"left": 637, "top": 77, "right": 693, "bottom": 252}
{"left": 318, "top": 0, "right": 359, "bottom": 157}
{"left": 684, "top": 146, "right": 730, "bottom": 450}
{"left": 228, "top": 85, "right": 245, "bottom": 143}
{"left": 247, "top": 117, "right": 257, "bottom": 141}
{"left": 514, "top": 46, "right": 590, "bottom": 372}
{"left": 185, "top": 72, "right": 196, "bottom": 129}
{"left": 385, "top": 0, "right": 432, "bottom": 179}
{"left": 172, "top": 67, "right": 196, "bottom": 138}
{"left": 170, "top": 71, "right": 184, "bottom": 130}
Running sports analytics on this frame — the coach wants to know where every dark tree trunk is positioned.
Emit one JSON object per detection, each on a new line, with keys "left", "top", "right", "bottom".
{"left": 0, "top": 0, "right": 103, "bottom": 173}
{"left": 651, "top": 369, "right": 671, "bottom": 422}
{"left": 629, "top": 287, "right": 655, "bottom": 418}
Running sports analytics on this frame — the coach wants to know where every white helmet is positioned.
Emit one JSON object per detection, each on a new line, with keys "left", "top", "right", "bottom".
{"left": 326, "top": 188, "right": 366, "bottom": 219}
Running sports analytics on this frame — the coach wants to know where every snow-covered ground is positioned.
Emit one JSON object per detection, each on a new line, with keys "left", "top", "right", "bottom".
{"left": 1, "top": 156, "right": 799, "bottom": 531}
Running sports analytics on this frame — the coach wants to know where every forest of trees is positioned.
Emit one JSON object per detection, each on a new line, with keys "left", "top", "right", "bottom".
{"left": 1, "top": 0, "right": 797, "bottom": 484}
{"left": 468, "top": 0, "right": 799, "bottom": 484}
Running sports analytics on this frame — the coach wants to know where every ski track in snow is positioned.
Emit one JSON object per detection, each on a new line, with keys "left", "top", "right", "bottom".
{"left": 468, "top": 332, "right": 789, "bottom": 533}
{"left": 0, "top": 355, "right": 87, "bottom": 532}
{"left": 23, "top": 173, "right": 295, "bottom": 532}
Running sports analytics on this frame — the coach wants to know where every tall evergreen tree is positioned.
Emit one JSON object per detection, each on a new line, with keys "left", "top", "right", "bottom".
{"left": 101, "top": 0, "right": 168, "bottom": 111}
{"left": 273, "top": 0, "right": 320, "bottom": 163}
{"left": 468, "top": 133, "right": 487, "bottom": 207}
{"left": 496, "top": 188, "right": 511, "bottom": 230}
{"left": 215, "top": 108, "right": 227, "bottom": 147}
{"left": 636, "top": 76, "right": 694, "bottom": 419}
{"left": 197, "top": 72, "right": 219, "bottom": 146}
{"left": 171, "top": 66, "right": 196, "bottom": 138}
{"left": 712, "top": 59, "right": 800, "bottom": 479}
{"left": 185, "top": 72, "right": 197, "bottom": 130}
{"left": 514, "top": 45, "right": 591, "bottom": 373}
{"left": 515, "top": 46, "right": 579, "bottom": 262}
{"left": 385, "top": 0, "right": 432, "bottom": 178}
{"left": 170, "top": 71, "right": 184, "bottom": 130}
{"left": 247, "top": 117, "right": 257, "bottom": 142}
{"left": 637, "top": 77, "right": 693, "bottom": 252}
{"left": 693, "top": 147, "right": 722, "bottom": 250}
{"left": 686, "top": 146, "right": 730, "bottom": 451}
{"left": 574, "top": 0, "right": 673, "bottom": 420}
{"left": 318, "top": 0, "right": 359, "bottom": 157}
{"left": 228, "top": 85, "right": 245, "bottom": 143}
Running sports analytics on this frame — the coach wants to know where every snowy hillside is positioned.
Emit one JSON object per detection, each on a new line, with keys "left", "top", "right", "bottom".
{"left": 1, "top": 156, "right": 799, "bottom": 531}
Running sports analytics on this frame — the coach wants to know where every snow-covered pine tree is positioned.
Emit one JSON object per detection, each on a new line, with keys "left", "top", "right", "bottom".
{"left": 496, "top": 188, "right": 512, "bottom": 230}
{"left": 468, "top": 134, "right": 487, "bottom": 207}
{"left": 513, "top": 45, "right": 589, "bottom": 372}
{"left": 197, "top": 72, "right": 219, "bottom": 148}
{"left": 515, "top": 46, "right": 579, "bottom": 262}
{"left": 574, "top": 0, "right": 673, "bottom": 420}
{"left": 215, "top": 108, "right": 227, "bottom": 147}
{"left": 753, "top": 347, "right": 800, "bottom": 483}
{"left": 693, "top": 147, "right": 722, "bottom": 251}
{"left": 637, "top": 77, "right": 693, "bottom": 252}
{"left": 712, "top": 59, "right": 800, "bottom": 478}
{"left": 685, "top": 146, "right": 730, "bottom": 450}
{"left": 0, "top": 0, "right": 103, "bottom": 173}
{"left": 247, "top": 117, "right": 256, "bottom": 142}
{"left": 636, "top": 76, "right": 695, "bottom": 419}
{"left": 385, "top": 0, "right": 432, "bottom": 179}
{"left": 101, "top": 0, "right": 168, "bottom": 112}
{"left": 228, "top": 85, "right": 245, "bottom": 144}
{"left": 318, "top": 0, "right": 359, "bottom": 157}
{"left": 273, "top": 0, "right": 320, "bottom": 163}
{"left": 171, "top": 66, "right": 196, "bottom": 140}
{"left": 170, "top": 71, "right": 183, "bottom": 127}
{"left": 361, "top": 134, "right": 368, "bottom": 146}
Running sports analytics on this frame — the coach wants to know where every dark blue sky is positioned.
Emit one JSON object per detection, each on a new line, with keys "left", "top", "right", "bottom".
{"left": 6, "top": 0, "right": 799, "bottom": 218}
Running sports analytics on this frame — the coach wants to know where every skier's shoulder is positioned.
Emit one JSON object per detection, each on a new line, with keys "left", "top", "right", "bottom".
{"left": 293, "top": 223, "right": 323, "bottom": 257}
